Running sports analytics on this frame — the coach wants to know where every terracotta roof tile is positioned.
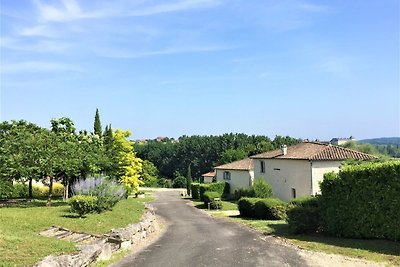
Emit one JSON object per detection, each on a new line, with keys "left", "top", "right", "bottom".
{"left": 251, "top": 142, "right": 377, "bottom": 161}
{"left": 214, "top": 158, "right": 253, "bottom": 170}
{"left": 202, "top": 171, "right": 216, "bottom": 177}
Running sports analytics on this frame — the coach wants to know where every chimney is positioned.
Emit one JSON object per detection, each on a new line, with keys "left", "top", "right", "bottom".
{"left": 281, "top": 145, "right": 287, "bottom": 155}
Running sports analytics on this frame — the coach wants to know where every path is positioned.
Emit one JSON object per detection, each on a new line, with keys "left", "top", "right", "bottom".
{"left": 112, "top": 189, "right": 308, "bottom": 267}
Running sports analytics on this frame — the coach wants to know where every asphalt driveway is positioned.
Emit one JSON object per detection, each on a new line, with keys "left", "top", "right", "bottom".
{"left": 112, "top": 189, "right": 308, "bottom": 267}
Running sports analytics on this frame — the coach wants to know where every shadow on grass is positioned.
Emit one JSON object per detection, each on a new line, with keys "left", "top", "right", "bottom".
{"left": 267, "top": 223, "right": 400, "bottom": 257}
{"left": 1, "top": 199, "right": 68, "bottom": 208}
{"left": 62, "top": 213, "right": 82, "bottom": 219}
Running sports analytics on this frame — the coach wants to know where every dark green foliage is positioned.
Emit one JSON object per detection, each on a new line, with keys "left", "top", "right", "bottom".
{"left": 0, "top": 180, "right": 14, "bottom": 200}
{"left": 203, "top": 191, "right": 222, "bottom": 209}
{"left": 172, "top": 176, "right": 187, "bottom": 188}
{"left": 219, "top": 148, "right": 247, "bottom": 165}
{"left": 158, "top": 178, "right": 172, "bottom": 188}
{"left": 254, "top": 198, "right": 287, "bottom": 220}
{"left": 253, "top": 179, "right": 273, "bottom": 198}
{"left": 237, "top": 197, "right": 262, "bottom": 217}
{"left": 12, "top": 183, "right": 29, "bottom": 198}
{"left": 94, "top": 108, "right": 102, "bottom": 137}
{"left": 191, "top": 183, "right": 200, "bottom": 199}
{"left": 186, "top": 165, "right": 192, "bottom": 195}
{"left": 287, "top": 196, "right": 321, "bottom": 234}
{"left": 233, "top": 188, "right": 255, "bottom": 200}
{"left": 320, "top": 162, "right": 400, "bottom": 241}
{"left": 68, "top": 195, "right": 98, "bottom": 217}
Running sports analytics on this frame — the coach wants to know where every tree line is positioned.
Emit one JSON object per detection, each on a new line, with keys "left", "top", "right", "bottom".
{"left": 0, "top": 109, "right": 142, "bottom": 205}
{"left": 135, "top": 133, "right": 300, "bottom": 181}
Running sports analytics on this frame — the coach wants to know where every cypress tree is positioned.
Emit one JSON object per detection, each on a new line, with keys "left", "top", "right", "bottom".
{"left": 94, "top": 108, "right": 102, "bottom": 137}
{"left": 186, "top": 164, "right": 192, "bottom": 196}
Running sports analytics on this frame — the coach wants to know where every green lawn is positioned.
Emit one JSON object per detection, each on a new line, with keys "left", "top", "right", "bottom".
{"left": 0, "top": 196, "right": 152, "bottom": 267}
{"left": 188, "top": 197, "right": 400, "bottom": 266}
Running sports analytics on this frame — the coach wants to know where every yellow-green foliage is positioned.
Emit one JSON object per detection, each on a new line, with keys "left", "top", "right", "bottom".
{"left": 113, "top": 129, "right": 143, "bottom": 193}
{"left": 32, "top": 183, "right": 64, "bottom": 198}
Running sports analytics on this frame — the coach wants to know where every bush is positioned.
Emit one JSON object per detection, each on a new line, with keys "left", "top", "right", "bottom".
{"left": 72, "top": 177, "right": 126, "bottom": 212}
{"left": 191, "top": 183, "right": 200, "bottom": 199}
{"left": 12, "top": 183, "right": 29, "bottom": 198}
{"left": 199, "top": 182, "right": 229, "bottom": 201}
{"left": 320, "top": 162, "right": 400, "bottom": 241}
{"left": 287, "top": 206, "right": 321, "bottom": 234}
{"left": 0, "top": 180, "right": 14, "bottom": 200}
{"left": 288, "top": 195, "right": 319, "bottom": 208}
{"left": 237, "top": 197, "right": 262, "bottom": 217}
{"left": 234, "top": 188, "right": 255, "bottom": 200}
{"left": 32, "top": 183, "right": 64, "bottom": 198}
{"left": 172, "top": 176, "right": 187, "bottom": 188}
{"left": 203, "top": 191, "right": 222, "bottom": 209}
{"left": 158, "top": 178, "right": 172, "bottom": 188}
{"left": 253, "top": 179, "right": 272, "bottom": 198}
{"left": 254, "top": 198, "right": 287, "bottom": 220}
{"left": 68, "top": 195, "right": 98, "bottom": 217}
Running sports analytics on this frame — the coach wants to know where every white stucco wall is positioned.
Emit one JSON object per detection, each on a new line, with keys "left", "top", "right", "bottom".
{"left": 254, "top": 159, "right": 312, "bottom": 202}
{"left": 311, "top": 161, "right": 341, "bottom": 195}
{"left": 215, "top": 169, "right": 254, "bottom": 194}
{"left": 203, "top": 176, "right": 214, "bottom": 183}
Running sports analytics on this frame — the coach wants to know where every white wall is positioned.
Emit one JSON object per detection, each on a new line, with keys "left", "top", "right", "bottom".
{"left": 216, "top": 169, "right": 253, "bottom": 194}
{"left": 254, "top": 159, "right": 312, "bottom": 201}
{"left": 311, "top": 161, "right": 341, "bottom": 195}
{"left": 203, "top": 176, "right": 214, "bottom": 183}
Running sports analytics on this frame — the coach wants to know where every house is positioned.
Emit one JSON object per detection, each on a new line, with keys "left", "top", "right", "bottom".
{"left": 201, "top": 171, "right": 216, "bottom": 183}
{"left": 214, "top": 158, "right": 254, "bottom": 194}
{"left": 250, "top": 142, "right": 377, "bottom": 201}
{"left": 330, "top": 136, "right": 356, "bottom": 146}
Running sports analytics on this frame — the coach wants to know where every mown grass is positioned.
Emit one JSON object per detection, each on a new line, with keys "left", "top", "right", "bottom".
{"left": 0, "top": 196, "right": 152, "bottom": 267}
{"left": 188, "top": 197, "right": 400, "bottom": 266}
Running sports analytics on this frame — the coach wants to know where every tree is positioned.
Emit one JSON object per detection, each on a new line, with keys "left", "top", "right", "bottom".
{"left": 94, "top": 108, "right": 102, "bottom": 137}
{"left": 219, "top": 148, "right": 247, "bottom": 165}
{"left": 186, "top": 164, "right": 192, "bottom": 196}
{"left": 112, "top": 130, "right": 143, "bottom": 193}
{"left": 141, "top": 160, "right": 159, "bottom": 187}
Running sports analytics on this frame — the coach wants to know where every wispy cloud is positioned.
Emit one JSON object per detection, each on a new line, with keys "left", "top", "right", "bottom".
{"left": 97, "top": 44, "right": 232, "bottom": 59}
{"left": 17, "top": 25, "right": 57, "bottom": 38}
{"left": 1, "top": 37, "right": 71, "bottom": 53}
{"left": 1, "top": 61, "right": 82, "bottom": 74}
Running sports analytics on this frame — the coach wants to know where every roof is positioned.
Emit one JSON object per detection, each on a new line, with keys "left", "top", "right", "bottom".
{"left": 214, "top": 158, "right": 254, "bottom": 171}
{"left": 250, "top": 142, "right": 378, "bottom": 161}
{"left": 202, "top": 171, "right": 216, "bottom": 177}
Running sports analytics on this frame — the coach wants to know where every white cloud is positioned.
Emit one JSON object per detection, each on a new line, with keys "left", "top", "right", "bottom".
{"left": 17, "top": 25, "right": 57, "bottom": 38}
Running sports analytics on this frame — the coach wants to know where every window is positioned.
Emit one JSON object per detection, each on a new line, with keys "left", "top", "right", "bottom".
{"left": 260, "top": 161, "right": 265, "bottom": 173}
{"left": 291, "top": 188, "right": 296, "bottom": 199}
{"left": 223, "top": 171, "right": 231, "bottom": 180}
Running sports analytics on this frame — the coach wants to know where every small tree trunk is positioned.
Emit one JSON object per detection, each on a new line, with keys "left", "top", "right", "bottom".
{"left": 47, "top": 176, "right": 53, "bottom": 207}
{"left": 28, "top": 178, "right": 33, "bottom": 199}
{"left": 64, "top": 178, "right": 69, "bottom": 201}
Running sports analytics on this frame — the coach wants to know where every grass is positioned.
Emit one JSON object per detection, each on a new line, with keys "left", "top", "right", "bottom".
{"left": 188, "top": 197, "right": 400, "bottom": 266}
{"left": 0, "top": 195, "right": 153, "bottom": 267}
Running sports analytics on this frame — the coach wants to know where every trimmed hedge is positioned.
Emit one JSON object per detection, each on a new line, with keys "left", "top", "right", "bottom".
{"left": 320, "top": 161, "right": 400, "bottom": 241}
{"left": 233, "top": 188, "right": 255, "bottom": 200}
{"left": 199, "top": 182, "right": 229, "bottom": 201}
{"left": 68, "top": 195, "right": 98, "bottom": 217}
{"left": 191, "top": 183, "right": 200, "bottom": 199}
{"left": 203, "top": 191, "right": 222, "bottom": 209}
{"left": 287, "top": 196, "right": 321, "bottom": 234}
{"left": 237, "top": 197, "right": 262, "bottom": 217}
{"left": 254, "top": 198, "right": 287, "bottom": 220}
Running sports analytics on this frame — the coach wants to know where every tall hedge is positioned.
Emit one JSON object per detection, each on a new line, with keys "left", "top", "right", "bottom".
{"left": 287, "top": 196, "right": 321, "bottom": 234}
{"left": 320, "top": 161, "right": 400, "bottom": 241}
{"left": 199, "top": 182, "right": 229, "bottom": 201}
{"left": 191, "top": 183, "right": 200, "bottom": 199}
{"left": 254, "top": 198, "right": 287, "bottom": 220}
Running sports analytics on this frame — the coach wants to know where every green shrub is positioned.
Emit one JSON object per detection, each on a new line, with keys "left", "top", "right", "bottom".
{"left": 199, "top": 182, "right": 229, "bottom": 201}
{"left": 172, "top": 176, "right": 187, "bottom": 188}
{"left": 191, "top": 183, "right": 200, "bottom": 199}
{"left": 12, "top": 183, "right": 29, "bottom": 198}
{"left": 158, "top": 178, "right": 172, "bottom": 188}
{"left": 254, "top": 198, "right": 287, "bottom": 220}
{"left": 287, "top": 196, "right": 321, "bottom": 234}
{"left": 32, "top": 183, "right": 64, "bottom": 198}
{"left": 287, "top": 206, "right": 321, "bottom": 234}
{"left": 237, "top": 197, "right": 262, "bottom": 217}
{"left": 68, "top": 195, "right": 98, "bottom": 217}
{"left": 0, "top": 180, "right": 14, "bottom": 200}
{"left": 253, "top": 179, "right": 273, "bottom": 198}
{"left": 203, "top": 191, "right": 222, "bottom": 209}
{"left": 320, "top": 162, "right": 400, "bottom": 241}
{"left": 234, "top": 188, "right": 255, "bottom": 200}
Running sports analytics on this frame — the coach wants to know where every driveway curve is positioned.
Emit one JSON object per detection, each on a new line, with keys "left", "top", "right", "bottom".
{"left": 113, "top": 189, "right": 309, "bottom": 267}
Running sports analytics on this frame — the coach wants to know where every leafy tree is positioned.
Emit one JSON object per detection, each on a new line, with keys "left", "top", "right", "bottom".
{"left": 186, "top": 164, "right": 192, "bottom": 196}
{"left": 94, "top": 108, "right": 102, "bottom": 137}
{"left": 141, "top": 160, "right": 159, "bottom": 187}
{"left": 253, "top": 179, "right": 273, "bottom": 198}
{"left": 219, "top": 148, "right": 247, "bottom": 165}
{"left": 172, "top": 175, "right": 187, "bottom": 188}
{"left": 112, "top": 130, "right": 143, "bottom": 193}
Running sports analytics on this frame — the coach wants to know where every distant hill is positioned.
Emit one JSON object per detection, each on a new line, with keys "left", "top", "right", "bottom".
{"left": 359, "top": 137, "right": 400, "bottom": 146}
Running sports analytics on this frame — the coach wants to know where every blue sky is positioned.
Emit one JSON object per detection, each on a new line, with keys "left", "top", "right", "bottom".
{"left": 1, "top": 0, "right": 399, "bottom": 140}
